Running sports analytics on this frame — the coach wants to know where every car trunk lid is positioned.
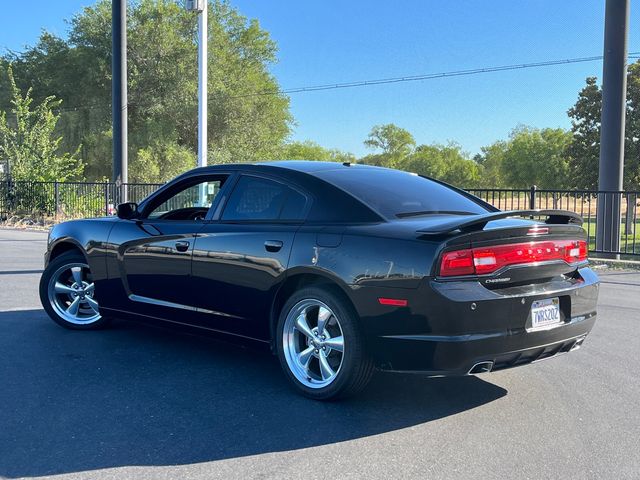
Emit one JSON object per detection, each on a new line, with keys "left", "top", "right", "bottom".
{"left": 417, "top": 210, "right": 588, "bottom": 287}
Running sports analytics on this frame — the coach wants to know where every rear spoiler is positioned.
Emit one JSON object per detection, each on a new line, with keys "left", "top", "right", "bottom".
{"left": 417, "top": 209, "right": 584, "bottom": 236}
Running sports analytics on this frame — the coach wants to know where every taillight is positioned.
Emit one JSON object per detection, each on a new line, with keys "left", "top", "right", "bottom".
{"left": 440, "top": 249, "right": 475, "bottom": 276}
{"left": 439, "top": 240, "right": 588, "bottom": 277}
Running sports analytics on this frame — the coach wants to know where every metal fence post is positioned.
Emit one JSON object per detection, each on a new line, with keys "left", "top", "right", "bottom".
{"left": 114, "top": 180, "right": 122, "bottom": 207}
{"left": 625, "top": 193, "right": 636, "bottom": 236}
{"left": 104, "top": 182, "right": 110, "bottom": 216}
{"left": 2, "top": 179, "right": 8, "bottom": 216}
{"left": 7, "top": 178, "right": 14, "bottom": 213}
{"left": 529, "top": 185, "right": 537, "bottom": 210}
{"left": 54, "top": 181, "right": 60, "bottom": 220}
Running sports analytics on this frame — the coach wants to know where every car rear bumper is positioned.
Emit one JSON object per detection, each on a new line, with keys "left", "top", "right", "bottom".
{"left": 352, "top": 267, "right": 599, "bottom": 375}
{"left": 375, "top": 315, "right": 595, "bottom": 375}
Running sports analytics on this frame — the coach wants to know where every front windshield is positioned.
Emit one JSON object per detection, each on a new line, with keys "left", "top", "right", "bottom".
{"left": 316, "top": 167, "right": 490, "bottom": 219}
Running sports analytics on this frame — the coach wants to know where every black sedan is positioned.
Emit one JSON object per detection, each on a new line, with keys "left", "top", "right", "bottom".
{"left": 39, "top": 161, "right": 599, "bottom": 400}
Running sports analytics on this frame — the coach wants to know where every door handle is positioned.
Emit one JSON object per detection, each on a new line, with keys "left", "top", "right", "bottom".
{"left": 264, "top": 240, "right": 283, "bottom": 252}
{"left": 175, "top": 241, "right": 190, "bottom": 252}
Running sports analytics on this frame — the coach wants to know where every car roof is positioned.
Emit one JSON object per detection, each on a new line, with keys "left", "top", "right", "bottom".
{"left": 256, "top": 160, "right": 368, "bottom": 173}
{"left": 186, "top": 160, "right": 386, "bottom": 175}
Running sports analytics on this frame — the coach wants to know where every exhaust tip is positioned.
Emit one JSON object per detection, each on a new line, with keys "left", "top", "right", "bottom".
{"left": 468, "top": 361, "right": 494, "bottom": 375}
{"left": 570, "top": 336, "right": 586, "bottom": 352}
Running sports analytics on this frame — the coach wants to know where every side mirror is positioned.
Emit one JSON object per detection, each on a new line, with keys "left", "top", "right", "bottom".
{"left": 116, "top": 202, "right": 139, "bottom": 220}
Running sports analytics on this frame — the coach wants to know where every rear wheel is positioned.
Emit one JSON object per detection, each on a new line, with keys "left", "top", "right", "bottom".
{"left": 39, "top": 251, "right": 110, "bottom": 330}
{"left": 276, "top": 286, "right": 374, "bottom": 400}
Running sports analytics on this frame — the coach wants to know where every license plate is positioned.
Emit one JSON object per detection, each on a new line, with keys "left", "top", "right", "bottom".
{"left": 530, "top": 298, "right": 561, "bottom": 330}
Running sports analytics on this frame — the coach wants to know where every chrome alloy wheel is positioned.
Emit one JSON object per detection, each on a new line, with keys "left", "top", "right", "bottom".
{"left": 282, "top": 299, "right": 345, "bottom": 389}
{"left": 47, "top": 262, "right": 101, "bottom": 325}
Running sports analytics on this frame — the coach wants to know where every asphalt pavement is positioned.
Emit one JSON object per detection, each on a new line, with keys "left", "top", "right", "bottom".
{"left": 0, "top": 227, "right": 639, "bottom": 480}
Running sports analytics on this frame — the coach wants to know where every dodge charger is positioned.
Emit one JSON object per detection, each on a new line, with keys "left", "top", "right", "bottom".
{"left": 40, "top": 161, "right": 599, "bottom": 400}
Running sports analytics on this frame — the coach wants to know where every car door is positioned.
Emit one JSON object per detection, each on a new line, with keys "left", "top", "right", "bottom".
{"left": 104, "top": 173, "right": 231, "bottom": 320}
{"left": 189, "top": 174, "right": 311, "bottom": 340}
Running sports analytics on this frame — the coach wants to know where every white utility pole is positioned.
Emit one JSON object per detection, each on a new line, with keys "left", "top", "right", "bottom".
{"left": 197, "top": 0, "right": 208, "bottom": 171}
{"left": 186, "top": 0, "right": 209, "bottom": 206}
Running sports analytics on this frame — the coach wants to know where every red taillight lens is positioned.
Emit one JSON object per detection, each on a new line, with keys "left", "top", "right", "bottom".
{"left": 439, "top": 240, "right": 588, "bottom": 277}
{"left": 565, "top": 240, "right": 588, "bottom": 264}
{"left": 440, "top": 249, "right": 475, "bottom": 277}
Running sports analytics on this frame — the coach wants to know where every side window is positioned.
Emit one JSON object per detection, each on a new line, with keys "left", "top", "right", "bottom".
{"left": 146, "top": 177, "right": 226, "bottom": 221}
{"left": 221, "top": 176, "right": 307, "bottom": 221}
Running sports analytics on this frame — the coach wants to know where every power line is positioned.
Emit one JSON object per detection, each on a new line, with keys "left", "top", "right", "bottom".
{"left": 2, "top": 53, "right": 640, "bottom": 113}
{"left": 228, "top": 53, "right": 640, "bottom": 98}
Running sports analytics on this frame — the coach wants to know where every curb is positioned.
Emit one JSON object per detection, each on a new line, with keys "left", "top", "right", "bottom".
{"left": 0, "top": 225, "right": 50, "bottom": 232}
{"left": 590, "top": 257, "right": 640, "bottom": 271}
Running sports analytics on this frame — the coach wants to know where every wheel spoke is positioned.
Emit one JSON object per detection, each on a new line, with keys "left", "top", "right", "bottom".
{"left": 54, "top": 282, "right": 76, "bottom": 295}
{"left": 324, "top": 336, "right": 344, "bottom": 353}
{"left": 84, "top": 296, "right": 100, "bottom": 315}
{"left": 297, "top": 346, "right": 315, "bottom": 371}
{"left": 66, "top": 296, "right": 81, "bottom": 317}
{"left": 48, "top": 262, "right": 102, "bottom": 325}
{"left": 318, "top": 353, "right": 335, "bottom": 381}
{"left": 71, "top": 267, "right": 83, "bottom": 285}
{"left": 317, "top": 306, "right": 332, "bottom": 335}
{"left": 284, "top": 299, "right": 344, "bottom": 388}
{"left": 295, "top": 312, "right": 314, "bottom": 339}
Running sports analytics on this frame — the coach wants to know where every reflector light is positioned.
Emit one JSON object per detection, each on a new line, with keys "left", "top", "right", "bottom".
{"left": 439, "top": 240, "right": 587, "bottom": 277}
{"left": 378, "top": 297, "right": 408, "bottom": 307}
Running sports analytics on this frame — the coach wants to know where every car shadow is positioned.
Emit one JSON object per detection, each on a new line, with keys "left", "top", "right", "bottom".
{"left": 0, "top": 309, "right": 507, "bottom": 478}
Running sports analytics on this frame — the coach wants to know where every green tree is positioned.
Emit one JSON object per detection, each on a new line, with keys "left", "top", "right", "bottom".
{"left": 363, "top": 123, "right": 415, "bottom": 167}
{"left": 1, "top": 0, "right": 292, "bottom": 181}
{"left": 566, "top": 77, "right": 601, "bottom": 190}
{"left": 480, "top": 126, "right": 572, "bottom": 189}
{"left": 278, "top": 140, "right": 355, "bottom": 163}
{"left": 629, "top": 62, "right": 640, "bottom": 188}
{"left": 0, "top": 24, "right": 113, "bottom": 179}
{"left": 567, "top": 61, "right": 640, "bottom": 189}
{"left": 0, "top": 67, "right": 84, "bottom": 181}
{"left": 475, "top": 141, "right": 507, "bottom": 188}
{"left": 401, "top": 143, "right": 481, "bottom": 187}
{"left": 131, "top": 140, "right": 196, "bottom": 183}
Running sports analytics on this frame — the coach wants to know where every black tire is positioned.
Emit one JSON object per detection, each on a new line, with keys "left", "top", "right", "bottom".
{"left": 276, "top": 286, "right": 374, "bottom": 400}
{"left": 39, "top": 250, "right": 111, "bottom": 330}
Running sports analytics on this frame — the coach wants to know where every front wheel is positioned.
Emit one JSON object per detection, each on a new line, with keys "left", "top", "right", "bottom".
{"left": 39, "top": 251, "right": 110, "bottom": 330}
{"left": 276, "top": 286, "right": 374, "bottom": 400}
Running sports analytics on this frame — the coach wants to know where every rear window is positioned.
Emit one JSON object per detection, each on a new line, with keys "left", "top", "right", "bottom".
{"left": 316, "top": 167, "right": 489, "bottom": 219}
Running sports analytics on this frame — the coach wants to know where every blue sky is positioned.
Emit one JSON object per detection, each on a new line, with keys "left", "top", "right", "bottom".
{"left": 1, "top": 0, "right": 639, "bottom": 157}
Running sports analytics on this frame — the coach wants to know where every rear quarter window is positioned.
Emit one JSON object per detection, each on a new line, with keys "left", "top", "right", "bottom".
{"left": 316, "top": 168, "right": 490, "bottom": 219}
{"left": 221, "top": 176, "right": 308, "bottom": 221}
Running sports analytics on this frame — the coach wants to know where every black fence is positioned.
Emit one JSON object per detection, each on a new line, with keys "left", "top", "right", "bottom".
{"left": 1, "top": 180, "right": 638, "bottom": 257}
{"left": 467, "top": 187, "right": 639, "bottom": 257}
{"left": 0, "top": 180, "right": 162, "bottom": 220}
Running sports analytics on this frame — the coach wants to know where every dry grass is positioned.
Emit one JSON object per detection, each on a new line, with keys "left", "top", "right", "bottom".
{"left": 0, "top": 213, "right": 88, "bottom": 230}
